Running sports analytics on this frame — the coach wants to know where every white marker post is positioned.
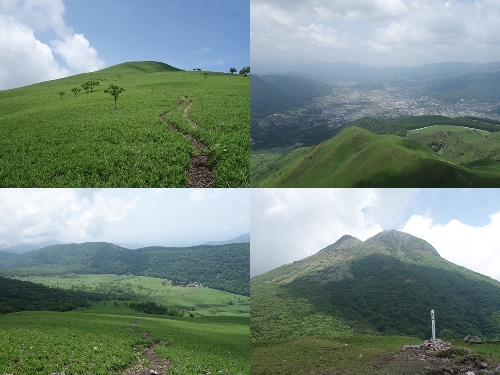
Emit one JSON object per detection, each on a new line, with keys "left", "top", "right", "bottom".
{"left": 431, "top": 309, "right": 436, "bottom": 341}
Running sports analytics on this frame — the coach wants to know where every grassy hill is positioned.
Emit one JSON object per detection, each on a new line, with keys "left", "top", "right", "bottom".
{"left": 0, "top": 242, "right": 250, "bottom": 296}
{"left": 251, "top": 116, "right": 500, "bottom": 187}
{"left": 0, "top": 61, "right": 249, "bottom": 187}
{"left": 251, "top": 230, "right": 500, "bottom": 344}
{"left": 0, "top": 302, "right": 249, "bottom": 375}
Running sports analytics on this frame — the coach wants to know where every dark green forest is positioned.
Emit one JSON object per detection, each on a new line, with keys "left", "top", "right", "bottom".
{"left": 0, "top": 276, "right": 102, "bottom": 314}
{"left": 283, "top": 254, "right": 500, "bottom": 340}
{"left": 0, "top": 242, "right": 250, "bottom": 296}
{"left": 129, "top": 301, "right": 184, "bottom": 317}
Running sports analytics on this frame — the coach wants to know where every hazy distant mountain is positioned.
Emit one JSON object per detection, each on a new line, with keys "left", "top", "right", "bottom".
{"left": 0, "top": 239, "right": 66, "bottom": 254}
{"left": 269, "top": 61, "right": 500, "bottom": 82}
{"left": 251, "top": 230, "right": 500, "bottom": 342}
{"left": 425, "top": 69, "right": 500, "bottom": 101}
{"left": 251, "top": 74, "right": 331, "bottom": 118}
{"left": 202, "top": 233, "right": 250, "bottom": 246}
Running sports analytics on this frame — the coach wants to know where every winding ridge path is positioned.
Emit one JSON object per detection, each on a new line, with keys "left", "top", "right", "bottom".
{"left": 159, "top": 97, "right": 213, "bottom": 187}
{"left": 124, "top": 320, "right": 171, "bottom": 375}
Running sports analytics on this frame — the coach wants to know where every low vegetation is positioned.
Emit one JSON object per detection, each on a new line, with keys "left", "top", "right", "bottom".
{"left": 252, "top": 334, "right": 500, "bottom": 375}
{"left": 0, "top": 310, "right": 249, "bottom": 375}
{"left": 0, "top": 61, "right": 249, "bottom": 187}
{"left": 0, "top": 270, "right": 249, "bottom": 374}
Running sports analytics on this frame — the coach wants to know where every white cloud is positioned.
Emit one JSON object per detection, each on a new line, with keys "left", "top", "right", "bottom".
{"left": 298, "top": 23, "right": 350, "bottom": 49}
{"left": 51, "top": 33, "right": 105, "bottom": 73}
{"left": 401, "top": 213, "right": 500, "bottom": 282}
{"left": 0, "top": 0, "right": 69, "bottom": 36}
{"left": 0, "top": 189, "right": 135, "bottom": 246}
{"left": 251, "top": 188, "right": 418, "bottom": 276}
{"left": 0, "top": 15, "right": 68, "bottom": 89}
{"left": 189, "top": 190, "right": 207, "bottom": 203}
{"left": 251, "top": 0, "right": 500, "bottom": 68}
{"left": 0, "top": 0, "right": 104, "bottom": 89}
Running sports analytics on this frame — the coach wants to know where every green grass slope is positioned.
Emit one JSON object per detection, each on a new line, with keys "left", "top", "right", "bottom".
{"left": 0, "top": 310, "right": 249, "bottom": 375}
{"left": 256, "top": 126, "right": 500, "bottom": 187}
{"left": 0, "top": 61, "right": 249, "bottom": 187}
{"left": 251, "top": 231, "right": 500, "bottom": 344}
{"left": 407, "top": 125, "right": 500, "bottom": 168}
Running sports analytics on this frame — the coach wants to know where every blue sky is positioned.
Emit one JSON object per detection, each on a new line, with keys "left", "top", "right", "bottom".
{"left": 0, "top": 0, "right": 249, "bottom": 89}
{"left": 0, "top": 188, "right": 250, "bottom": 248}
{"left": 252, "top": 189, "right": 500, "bottom": 281}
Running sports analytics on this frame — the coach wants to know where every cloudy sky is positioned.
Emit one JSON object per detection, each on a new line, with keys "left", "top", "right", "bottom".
{"left": 0, "top": 189, "right": 249, "bottom": 248}
{"left": 251, "top": 0, "right": 500, "bottom": 72}
{"left": 251, "top": 188, "right": 500, "bottom": 282}
{"left": 0, "top": 0, "right": 249, "bottom": 90}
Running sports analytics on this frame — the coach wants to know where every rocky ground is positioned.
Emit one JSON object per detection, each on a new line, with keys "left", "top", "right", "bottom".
{"left": 376, "top": 339, "right": 500, "bottom": 375}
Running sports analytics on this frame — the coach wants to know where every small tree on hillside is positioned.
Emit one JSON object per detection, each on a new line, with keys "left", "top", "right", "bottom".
{"left": 88, "top": 79, "right": 100, "bottom": 92}
{"left": 239, "top": 66, "right": 250, "bottom": 77}
{"left": 104, "top": 84, "right": 125, "bottom": 109}
{"left": 230, "top": 67, "right": 237, "bottom": 74}
{"left": 57, "top": 91, "right": 65, "bottom": 99}
{"left": 81, "top": 81, "right": 90, "bottom": 93}
{"left": 81, "top": 79, "right": 100, "bottom": 93}
{"left": 71, "top": 87, "right": 81, "bottom": 96}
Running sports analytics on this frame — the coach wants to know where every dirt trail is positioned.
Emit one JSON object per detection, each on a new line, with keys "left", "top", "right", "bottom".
{"left": 124, "top": 320, "right": 171, "bottom": 375}
{"left": 159, "top": 98, "right": 213, "bottom": 188}
{"left": 183, "top": 101, "right": 198, "bottom": 129}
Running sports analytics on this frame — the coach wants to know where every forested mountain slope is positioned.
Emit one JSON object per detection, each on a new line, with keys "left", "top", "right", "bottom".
{"left": 1, "top": 242, "right": 249, "bottom": 296}
{"left": 251, "top": 230, "right": 500, "bottom": 342}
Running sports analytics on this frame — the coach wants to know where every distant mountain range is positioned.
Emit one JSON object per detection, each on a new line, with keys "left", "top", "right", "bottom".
{"left": 0, "top": 239, "right": 66, "bottom": 254}
{"left": 0, "top": 241, "right": 249, "bottom": 296}
{"left": 202, "top": 233, "right": 250, "bottom": 245}
{"left": 251, "top": 230, "right": 500, "bottom": 342}
{"left": 0, "top": 233, "right": 250, "bottom": 254}
{"left": 425, "top": 70, "right": 500, "bottom": 102}
{"left": 261, "top": 60, "right": 500, "bottom": 82}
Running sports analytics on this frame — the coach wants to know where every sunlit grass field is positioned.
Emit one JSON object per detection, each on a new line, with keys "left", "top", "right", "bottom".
{"left": 14, "top": 274, "right": 250, "bottom": 316}
{"left": 0, "top": 311, "right": 249, "bottom": 375}
{"left": 0, "top": 61, "right": 249, "bottom": 187}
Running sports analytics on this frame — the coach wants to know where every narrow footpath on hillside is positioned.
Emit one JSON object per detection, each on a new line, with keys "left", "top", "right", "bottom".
{"left": 159, "top": 97, "right": 214, "bottom": 188}
{"left": 123, "top": 319, "right": 171, "bottom": 375}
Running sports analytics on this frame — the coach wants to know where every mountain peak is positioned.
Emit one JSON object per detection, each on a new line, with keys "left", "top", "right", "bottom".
{"left": 334, "top": 234, "right": 360, "bottom": 245}
{"left": 364, "top": 230, "right": 441, "bottom": 258}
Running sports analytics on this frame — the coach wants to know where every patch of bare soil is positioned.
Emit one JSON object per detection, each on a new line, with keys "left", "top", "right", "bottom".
{"left": 376, "top": 341, "right": 499, "bottom": 375}
{"left": 159, "top": 98, "right": 213, "bottom": 188}
{"left": 183, "top": 101, "right": 197, "bottom": 129}
{"left": 123, "top": 320, "right": 172, "bottom": 375}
